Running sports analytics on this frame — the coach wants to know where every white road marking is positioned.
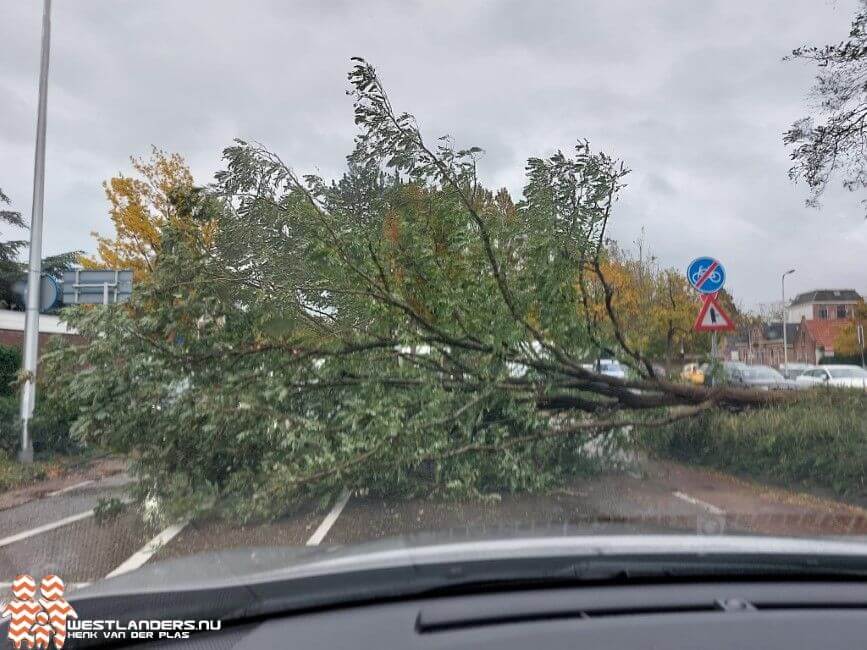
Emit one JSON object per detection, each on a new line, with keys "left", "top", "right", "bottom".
{"left": 672, "top": 491, "right": 725, "bottom": 516}
{"left": 306, "top": 490, "right": 351, "bottom": 546}
{"left": 105, "top": 520, "right": 190, "bottom": 578}
{"left": 47, "top": 480, "right": 94, "bottom": 497}
{"left": 0, "top": 510, "right": 95, "bottom": 548}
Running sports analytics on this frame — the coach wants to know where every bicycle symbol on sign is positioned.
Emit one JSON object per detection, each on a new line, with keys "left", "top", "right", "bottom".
{"left": 689, "top": 265, "right": 722, "bottom": 287}
{"left": 686, "top": 257, "right": 726, "bottom": 294}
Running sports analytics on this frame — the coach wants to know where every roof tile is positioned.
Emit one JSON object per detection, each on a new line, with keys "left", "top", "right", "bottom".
{"left": 801, "top": 319, "right": 850, "bottom": 349}
{"left": 790, "top": 289, "right": 862, "bottom": 306}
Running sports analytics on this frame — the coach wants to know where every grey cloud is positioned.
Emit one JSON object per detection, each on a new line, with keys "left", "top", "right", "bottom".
{"left": 0, "top": 0, "right": 865, "bottom": 307}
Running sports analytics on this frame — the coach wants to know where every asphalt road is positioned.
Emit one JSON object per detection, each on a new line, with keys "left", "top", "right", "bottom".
{"left": 4, "top": 459, "right": 867, "bottom": 592}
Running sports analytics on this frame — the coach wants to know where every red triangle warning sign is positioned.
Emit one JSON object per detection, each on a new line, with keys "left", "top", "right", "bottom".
{"left": 693, "top": 293, "right": 735, "bottom": 332}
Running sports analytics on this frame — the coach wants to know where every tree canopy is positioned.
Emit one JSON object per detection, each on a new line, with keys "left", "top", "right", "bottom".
{"left": 80, "top": 148, "right": 211, "bottom": 281}
{"left": 588, "top": 240, "right": 708, "bottom": 370}
{"left": 834, "top": 298, "right": 867, "bottom": 357}
{"left": 45, "top": 60, "right": 782, "bottom": 523}
{"left": 0, "top": 187, "right": 27, "bottom": 308}
{"left": 785, "top": 0, "right": 867, "bottom": 214}
{"left": 0, "top": 186, "right": 78, "bottom": 309}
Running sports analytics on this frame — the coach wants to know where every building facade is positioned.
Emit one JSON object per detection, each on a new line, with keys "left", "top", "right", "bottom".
{"left": 725, "top": 322, "right": 797, "bottom": 365}
{"left": 792, "top": 317, "right": 851, "bottom": 364}
{"left": 786, "top": 289, "right": 862, "bottom": 323}
{"left": 726, "top": 289, "right": 861, "bottom": 366}
{"left": 0, "top": 309, "right": 83, "bottom": 353}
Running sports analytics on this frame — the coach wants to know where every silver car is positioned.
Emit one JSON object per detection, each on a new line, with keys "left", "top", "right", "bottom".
{"left": 795, "top": 365, "right": 867, "bottom": 391}
{"left": 778, "top": 362, "right": 817, "bottom": 380}
{"left": 724, "top": 363, "right": 799, "bottom": 390}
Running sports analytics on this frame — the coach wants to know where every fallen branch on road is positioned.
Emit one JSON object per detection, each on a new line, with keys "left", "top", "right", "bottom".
{"left": 422, "top": 401, "right": 714, "bottom": 462}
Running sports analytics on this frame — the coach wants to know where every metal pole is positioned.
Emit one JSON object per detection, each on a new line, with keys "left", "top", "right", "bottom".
{"left": 711, "top": 330, "right": 718, "bottom": 385}
{"left": 19, "top": 0, "right": 52, "bottom": 464}
{"left": 782, "top": 278, "right": 787, "bottom": 374}
{"left": 781, "top": 269, "right": 795, "bottom": 376}
{"left": 858, "top": 323, "right": 865, "bottom": 369}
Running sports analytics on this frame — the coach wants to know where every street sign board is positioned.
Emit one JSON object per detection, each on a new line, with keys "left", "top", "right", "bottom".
{"left": 693, "top": 292, "right": 735, "bottom": 332}
{"left": 62, "top": 269, "right": 133, "bottom": 305}
{"left": 12, "top": 274, "right": 61, "bottom": 312}
{"left": 687, "top": 256, "right": 726, "bottom": 294}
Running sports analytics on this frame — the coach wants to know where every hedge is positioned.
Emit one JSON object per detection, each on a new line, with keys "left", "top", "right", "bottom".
{"left": 641, "top": 389, "right": 867, "bottom": 496}
{"left": 0, "top": 345, "right": 21, "bottom": 397}
{"left": 0, "top": 395, "right": 82, "bottom": 456}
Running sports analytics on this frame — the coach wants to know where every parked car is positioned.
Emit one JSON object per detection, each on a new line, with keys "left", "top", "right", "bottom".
{"left": 723, "top": 362, "right": 798, "bottom": 390}
{"left": 778, "top": 362, "right": 816, "bottom": 380}
{"left": 595, "top": 358, "right": 627, "bottom": 379}
{"left": 680, "top": 362, "right": 704, "bottom": 384}
{"left": 795, "top": 365, "right": 867, "bottom": 391}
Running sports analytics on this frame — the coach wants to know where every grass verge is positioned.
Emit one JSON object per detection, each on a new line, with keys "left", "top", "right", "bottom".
{"left": 641, "top": 389, "right": 867, "bottom": 497}
{"left": 0, "top": 452, "right": 53, "bottom": 492}
{"left": 0, "top": 450, "right": 94, "bottom": 493}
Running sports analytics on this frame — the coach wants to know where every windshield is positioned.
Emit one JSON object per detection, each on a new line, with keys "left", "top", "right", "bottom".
{"left": 828, "top": 367, "right": 867, "bottom": 379}
{"left": 3, "top": 0, "right": 867, "bottom": 622}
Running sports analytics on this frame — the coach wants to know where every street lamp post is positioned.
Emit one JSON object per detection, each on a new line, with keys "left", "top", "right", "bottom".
{"left": 781, "top": 268, "right": 796, "bottom": 377}
{"left": 858, "top": 322, "right": 865, "bottom": 369}
{"left": 19, "top": 0, "right": 52, "bottom": 463}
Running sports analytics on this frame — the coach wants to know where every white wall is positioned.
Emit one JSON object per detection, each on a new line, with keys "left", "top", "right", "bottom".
{"left": 787, "top": 303, "right": 812, "bottom": 323}
{"left": 0, "top": 309, "right": 76, "bottom": 334}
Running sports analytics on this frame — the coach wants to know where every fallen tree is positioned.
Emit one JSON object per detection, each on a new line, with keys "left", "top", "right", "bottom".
{"left": 44, "top": 60, "right": 789, "bottom": 522}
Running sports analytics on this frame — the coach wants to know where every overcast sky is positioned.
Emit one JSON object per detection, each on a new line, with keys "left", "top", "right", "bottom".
{"left": 2, "top": 0, "right": 865, "bottom": 309}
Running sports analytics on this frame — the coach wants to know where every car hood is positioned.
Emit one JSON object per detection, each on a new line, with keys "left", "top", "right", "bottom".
{"left": 75, "top": 533, "right": 867, "bottom": 600}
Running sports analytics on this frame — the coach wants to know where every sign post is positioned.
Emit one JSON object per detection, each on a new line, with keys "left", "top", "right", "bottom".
{"left": 687, "top": 257, "right": 735, "bottom": 380}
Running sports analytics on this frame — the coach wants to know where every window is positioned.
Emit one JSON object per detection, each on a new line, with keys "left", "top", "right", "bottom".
{"left": 837, "top": 305, "right": 848, "bottom": 319}
{"left": 818, "top": 307, "right": 828, "bottom": 319}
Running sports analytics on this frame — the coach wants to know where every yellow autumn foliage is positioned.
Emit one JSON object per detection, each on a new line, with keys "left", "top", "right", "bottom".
{"left": 80, "top": 148, "right": 214, "bottom": 281}
{"left": 834, "top": 299, "right": 867, "bottom": 357}
{"left": 580, "top": 245, "right": 704, "bottom": 362}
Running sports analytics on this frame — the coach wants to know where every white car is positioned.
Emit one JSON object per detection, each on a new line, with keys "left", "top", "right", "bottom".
{"left": 795, "top": 364, "right": 867, "bottom": 391}
{"left": 778, "top": 362, "right": 817, "bottom": 380}
{"left": 595, "top": 359, "right": 627, "bottom": 380}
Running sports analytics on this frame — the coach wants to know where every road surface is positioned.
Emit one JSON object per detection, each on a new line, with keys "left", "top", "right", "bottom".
{"left": 3, "top": 458, "right": 867, "bottom": 591}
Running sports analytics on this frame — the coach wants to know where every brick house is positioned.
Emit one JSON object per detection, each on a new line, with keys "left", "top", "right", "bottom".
{"left": 724, "top": 288, "right": 861, "bottom": 366}
{"left": 792, "top": 316, "right": 851, "bottom": 364}
{"left": 787, "top": 289, "right": 862, "bottom": 323}
{"left": 725, "top": 322, "right": 797, "bottom": 365}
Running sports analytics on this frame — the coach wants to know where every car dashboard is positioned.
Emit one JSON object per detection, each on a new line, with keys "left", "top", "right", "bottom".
{"left": 125, "top": 580, "right": 867, "bottom": 649}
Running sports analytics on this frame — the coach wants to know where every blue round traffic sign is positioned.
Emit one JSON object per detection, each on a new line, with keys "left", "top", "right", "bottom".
{"left": 12, "top": 273, "right": 61, "bottom": 311}
{"left": 687, "top": 256, "right": 726, "bottom": 294}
